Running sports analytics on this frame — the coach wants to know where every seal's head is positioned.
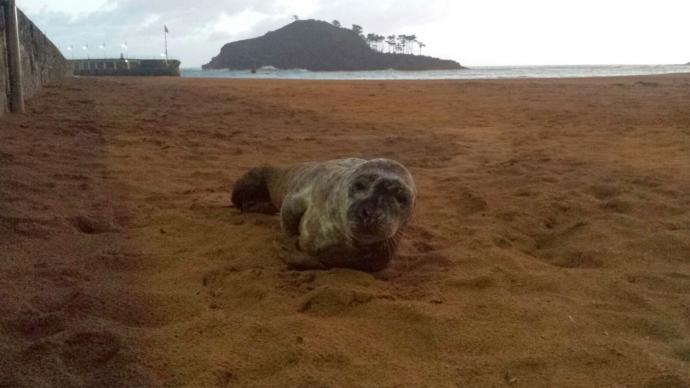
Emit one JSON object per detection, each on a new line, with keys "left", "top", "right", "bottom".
{"left": 345, "top": 159, "right": 416, "bottom": 244}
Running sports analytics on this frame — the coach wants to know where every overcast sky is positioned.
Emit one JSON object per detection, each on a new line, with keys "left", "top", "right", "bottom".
{"left": 17, "top": 0, "right": 690, "bottom": 68}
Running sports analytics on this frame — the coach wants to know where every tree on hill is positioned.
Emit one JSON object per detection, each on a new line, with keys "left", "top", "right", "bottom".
{"left": 347, "top": 25, "right": 422, "bottom": 55}
{"left": 408, "top": 35, "right": 418, "bottom": 55}
{"left": 352, "top": 24, "right": 364, "bottom": 39}
{"left": 397, "top": 35, "right": 408, "bottom": 54}
{"left": 366, "top": 33, "right": 377, "bottom": 50}
{"left": 331, "top": 20, "right": 341, "bottom": 28}
{"left": 417, "top": 41, "right": 426, "bottom": 55}
{"left": 365, "top": 34, "right": 386, "bottom": 52}
{"left": 375, "top": 35, "right": 386, "bottom": 52}
{"left": 292, "top": 15, "right": 299, "bottom": 21}
{"left": 386, "top": 35, "right": 396, "bottom": 53}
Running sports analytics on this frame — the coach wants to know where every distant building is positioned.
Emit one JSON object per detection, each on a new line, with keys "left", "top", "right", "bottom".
{"left": 70, "top": 58, "right": 181, "bottom": 76}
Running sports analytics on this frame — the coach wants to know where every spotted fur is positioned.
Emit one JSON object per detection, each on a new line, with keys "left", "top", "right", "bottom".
{"left": 231, "top": 158, "right": 416, "bottom": 271}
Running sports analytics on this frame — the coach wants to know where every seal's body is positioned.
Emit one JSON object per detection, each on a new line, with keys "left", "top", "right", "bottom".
{"left": 232, "top": 158, "right": 416, "bottom": 271}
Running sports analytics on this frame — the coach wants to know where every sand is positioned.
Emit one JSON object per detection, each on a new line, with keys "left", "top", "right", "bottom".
{"left": 1, "top": 74, "right": 689, "bottom": 387}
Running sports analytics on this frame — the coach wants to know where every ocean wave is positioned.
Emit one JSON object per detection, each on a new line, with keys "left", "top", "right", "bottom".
{"left": 182, "top": 64, "right": 690, "bottom": 81}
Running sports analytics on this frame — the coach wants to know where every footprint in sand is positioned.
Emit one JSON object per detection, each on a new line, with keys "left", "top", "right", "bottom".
{"left": 5, "top": 312, "right": 66, "bottom": 341}
{"left": 0, "top": 216, "right": 55, "bottom": 240}
{"left": 589, "top": 184, "right": 621, "bottom": 200}
{"left": 449, "top": 186, "right": 488, "bottom": 217}
{"left": 68, "top": 215, "right": 114, "bottom": 235}
{"left": 299, "top": 286, "right": 374, "bottom": 314}
{"left": 642, "top": 374, "right": 689, "bottom": 388}
{"left": 600, "top": 198, "right": 633, "bottom": 213}
{"left": 531, "top": 221, "right": 608, "bottom": 269}
{"left": 61, "top": 331, "right": 121, "bottom": 370}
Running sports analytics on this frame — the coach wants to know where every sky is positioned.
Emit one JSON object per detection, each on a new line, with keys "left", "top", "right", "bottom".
{"left": 17, "top": 0, "right": 690, "bottom": 68}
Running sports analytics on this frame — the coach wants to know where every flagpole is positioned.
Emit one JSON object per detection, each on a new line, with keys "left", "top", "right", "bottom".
{"left": 164, "top": 25, "right": 169, "bottom": 63}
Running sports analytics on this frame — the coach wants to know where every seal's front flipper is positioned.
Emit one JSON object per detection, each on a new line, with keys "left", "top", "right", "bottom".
{"left": 231, "top": 167, "right": 279, "bottom": 214}
{"left": 273, "top": 238, "right": 326, "bottom": 270}
{"left": 280, "top": 192, "right": 308, "bottom": 236}
{"left": 241, "top": 201, "right": 278, "bottom": 214}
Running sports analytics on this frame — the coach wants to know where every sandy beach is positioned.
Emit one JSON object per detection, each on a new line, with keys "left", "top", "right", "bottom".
{"left": 1, "top": 74, "right": 689, "bottom": 387}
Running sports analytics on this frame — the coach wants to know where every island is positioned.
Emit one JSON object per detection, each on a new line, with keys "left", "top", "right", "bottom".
{"left": 203, "top": 19, "right": 464, "bottom": 71}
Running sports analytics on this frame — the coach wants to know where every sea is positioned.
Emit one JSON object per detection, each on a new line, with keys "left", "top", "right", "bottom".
{"left": 181, "top": 64, "right": 690, "bottom": 81}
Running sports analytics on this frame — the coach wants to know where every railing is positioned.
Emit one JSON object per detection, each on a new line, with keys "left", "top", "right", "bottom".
{"left": 68, "top": 56, "right": 180, "bottom": 61}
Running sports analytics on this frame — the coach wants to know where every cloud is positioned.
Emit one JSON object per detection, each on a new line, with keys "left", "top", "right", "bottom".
{"left": 19, "top": 0, "right": 690, "bottom": 67}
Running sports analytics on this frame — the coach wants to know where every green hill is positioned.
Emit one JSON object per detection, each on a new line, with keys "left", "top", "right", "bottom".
{"left": 203, "top": 20, "right": 464, "bottom": 71}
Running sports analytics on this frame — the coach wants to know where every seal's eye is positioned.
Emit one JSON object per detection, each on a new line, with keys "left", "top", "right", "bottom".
{"left": 353, "top": 181, "right": 367, "bottom": 192}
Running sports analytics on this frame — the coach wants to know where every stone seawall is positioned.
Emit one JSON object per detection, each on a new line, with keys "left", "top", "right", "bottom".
{"left": 1, "top": 5, "right": 8, "bottom": 113}
{"left": 1, "top": 5, "right": 71, "bottom": 115}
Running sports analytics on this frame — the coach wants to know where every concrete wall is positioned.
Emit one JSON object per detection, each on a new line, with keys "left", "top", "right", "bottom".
{"left": 1, "top": 5, "right": 70, "bottom": 115}
{"left": 16, "top": 9, "right": 71, "bottom": 99}
{"left": 0, "top": 5, "right": 9, "bottom": 113}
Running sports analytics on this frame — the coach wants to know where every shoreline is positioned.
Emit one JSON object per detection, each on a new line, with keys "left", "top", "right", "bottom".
{"left": 181, "top": 64, "right": 690, "bottom": 81}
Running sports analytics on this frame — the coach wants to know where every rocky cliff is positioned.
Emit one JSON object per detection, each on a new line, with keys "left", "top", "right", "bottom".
{"left": 203, "top": 20, "right": 464, "bottom": 71}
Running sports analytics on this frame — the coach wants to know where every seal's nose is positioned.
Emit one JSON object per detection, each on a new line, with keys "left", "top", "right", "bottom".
{"left": 358, "top": 204, "right": 372, "bottom": 222}
{"left": 358, "top": 201, "right": 387, "bottom": 225}
{"left": 358, "top": 203, "right": 379, "bottom": 224}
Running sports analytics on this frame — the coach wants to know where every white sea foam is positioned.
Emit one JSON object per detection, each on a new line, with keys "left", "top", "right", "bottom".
{"left": 183, "top": 64, "right": 690, "bottom": 80}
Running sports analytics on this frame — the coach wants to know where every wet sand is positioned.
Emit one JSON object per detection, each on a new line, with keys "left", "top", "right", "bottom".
{"left": 1, "top": 75, "right": 689, "bottom": 387}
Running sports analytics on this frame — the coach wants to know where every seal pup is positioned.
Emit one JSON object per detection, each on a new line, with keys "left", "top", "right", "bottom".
{"left": 231, "top": 158, "right": 416, "bottom": 271}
